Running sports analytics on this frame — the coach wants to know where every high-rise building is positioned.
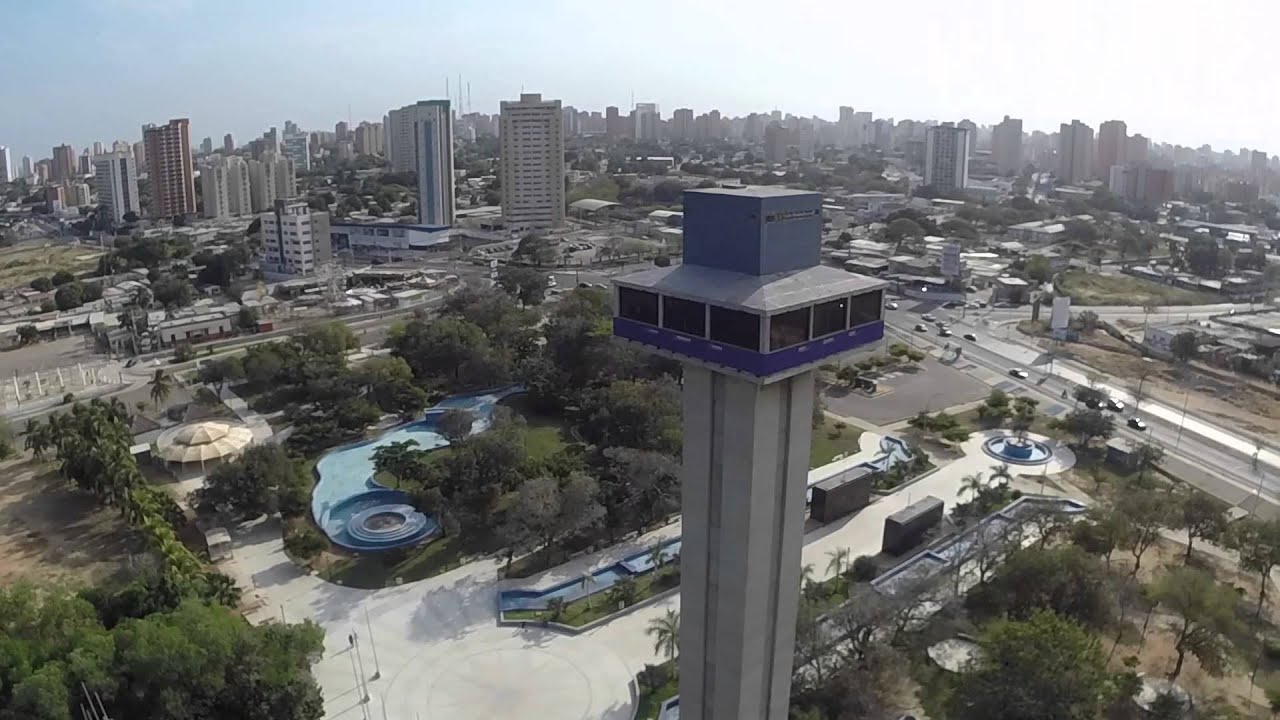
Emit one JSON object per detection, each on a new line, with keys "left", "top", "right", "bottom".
{"left": 21, "top": 156, "right": 33, "bottom": 180}
{"left": 143, "top": 119, "right": 196, "bottom": 219}
{"left": 51, "top": 144, "right": 76, "bottom": 182}
{"left": 45, "top": 185, "right": 66, "bottom": 211}
{"left": 112, "top": 140, "right": 130, "bottom": 154}
{"left": 91, "top": 141, "right": 104, "bottom": 157}
{"left": 672, "top": 108, "right": 694, "bottom": 141}
{"left": 613, "top": 186, "right": 886, "bottom": 720}
{"left": 353, "top": 122, "right": 380, "bottom": 156}
{"left": 68, "top": 182, "right": 92, "bottom": 208}
{"left": 1096, "top": 120, "right": 1127, "bottom": 179}
{"left": 199, "top": 137, "right": 213, "bottom": 155}
{"left": 499, "top": 93, "right": 564, "bottom": 229}
{"left": 248, "top": 153, "right": 294, "bottom": 213}
{"left": 924, "top": 123, "right": 970, "bottom": 192}
{"left": 224, "top": 156, "right": 252, "bottom": 216}
{"left": 764, "top": 122, "right": 791, "bottom": 164}
{"left": 35, "top": 160, "right": 51, "bottom": 184}
{"left": 992, "top": 116, "right": 1023, "bottom": 175}
{"left": 605, "top": 106, "right": 623, "bottom": 138}
{"left": 93, "top": 152, "right": 140, "bottom": 226}
{"left": 1252, "top": 150, "right": 1268, "bottom": 178}
{"left": 223, "top": 134, "right": 235, "bottom": 153}
{"left": 0, "top": 146, "right": 11, "bottom": 183}
{"left": 335, "top": 121, "right": 349, "bottom": 141}
{"left": 386, "top": 100, "right": 455, "bottom": 226}
{"left": 283, "top": 120, "right": 299, "bottom": 137}
{"left": 78, "top": 151, "right": 92, "bottom": 176}
{"left": 200, "top": 158, "right": 232, "bottom": 219}
{"left": 132, "top": 142, "right": 146, "bottom": 174}
{"left": 1057, "top": 119, "right": 1094, "bottom": 185}
{"left": 561, "top": 106, "right": 580, "bottom": 137}
{"left": 633, "top": 103, "right": 660, "bottom": 141}
{"left": 956, "top": 119, "right": 978, "bottom": 154}
{"left": 282, "top": 133, "right": 311, "bottom": 172}
{"left": 260, "top": 199, "right": 331, "bottom": 276}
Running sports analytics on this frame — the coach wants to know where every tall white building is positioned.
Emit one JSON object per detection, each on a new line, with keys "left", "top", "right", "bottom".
{"left": 92, "top": 152, "right": 140, "bottom": 225}
{"left": 248, "top": 153, "right": 295, "bottom": 213}
{"left": 282, "top": 133, "right": 311, "bottom": 172}
{"left": 200, "top": 156, "right": 253, "bottom": 219}
{"left": 224, "top": 156, "right": 252, "bottom": 216}
{"left": 499, "top": 93, "right": 565, "bottom": 230}
{"left": 260, "top": 199, "right": 332, "bottom": 277}
{"left": 924, "top": 123, "right": 970, "bottom": 193}
{"left": 132, "top": 142, "right": 146, "bottom": 176}
{"left": 386, "top": 100, "right": 455, "bottom": 225}
{"left": 0, "top": 146, "right": 11, "bottom": 183}
{"left": 1058, "top": 120, "right": 1094, "bottom": 185}
{"left": 633, "top": 102, "right": 659, "bottom": 141}
{"left": 21, "top": 156, "right": 33, "bottom": 180}
{"left": 992, "top": 116, "right": 1023, "bottom": 176}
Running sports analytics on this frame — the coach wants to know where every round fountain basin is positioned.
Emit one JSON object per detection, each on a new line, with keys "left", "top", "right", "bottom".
{"left": 983, "top": 435, "right": 1053, "bottom": 465}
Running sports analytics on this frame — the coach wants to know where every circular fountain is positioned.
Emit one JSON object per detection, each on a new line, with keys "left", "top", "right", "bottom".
{"left": 982, "top": 435, "right": 1053, "bottom": 466}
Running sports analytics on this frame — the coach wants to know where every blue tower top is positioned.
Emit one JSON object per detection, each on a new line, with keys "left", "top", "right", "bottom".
{"left": 612, "top": 185, "right": 887, "bottom": 383}
{"left": 682, "top": 187, "right": 822, "bottom": 276}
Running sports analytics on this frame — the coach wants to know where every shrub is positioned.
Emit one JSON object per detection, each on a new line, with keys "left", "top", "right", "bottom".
{"left": 62, "top": 392, "right": 75, "bottom": 404}
{"left": 1264, "top": 637, "right": 1280, "bottom": 661}
{"left": 284, "top": 525, "right": 328, "bottom": 561}
{"left": 834, "top": 421, "right": 847, "bottom": 430}
{"left": 640, "top": 663, "right": 672, "bottom": 692}
{"left": 849, "top": 555, "right": 878, "bottom": 582}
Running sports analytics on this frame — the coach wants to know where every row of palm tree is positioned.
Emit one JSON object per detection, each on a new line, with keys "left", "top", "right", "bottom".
{"left": 26, "top": 397, "right": 237, "bottom": 605}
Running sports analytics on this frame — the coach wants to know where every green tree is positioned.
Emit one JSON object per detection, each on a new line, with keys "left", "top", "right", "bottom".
{"left": 1172, "top": 488, "right": 1228, "bottom": 562}
{"left": 499, "top": 474, "right": 604, "bottom": 564}
{"left": 16, "top": 324, "right": 38, "bottom": 346}
{"left": 1115, "top": 486, "right": 1174, "bottom": 575}
{"left": 50, "top": 270, "right": 76, "bottom": 286}
{"left": 193, "top": 444, "right": 310, "bottom": 517}
{"left": 30, "top": 276, "right": 53, "bottom": 292}
{"left": 1054, "top": 408, "right": 1114, "bottom": 446}
{"left": 1150, "top": 566, "right": 1239, "bottom": 679}
{"left": 966, "top": 545, "right": 1113, "bottom": 630}
{"left": 436, "top": 408, "right": 475, "bottom": 444}
{"left": 53, "top": 283, "right": 84, "bottom": 311}
{"left": 196, "top": 356, "right": 244, "bottom": 395}
{"left": 646, "top": 609, "right": 680, "bottom": 662}
{"left": 576, "top": 379, "right": 681, "bottom": 454}
{"left": 1169, "top": 330, "right": 1198, "bottom": 364}
{"left": 352, "top": 355, "right": 427, "bottom": 417}
{"left": 495, "top": 265, "right": 548, "bottom": 306}
{"left": 945, "top": 610, "right": 1112, "bottom": 720}
{"left": 148, "top": 369, "right": 171, "bottom": 410}
{"left": 1230, "top": 516, "right": 1280, "bottom": 616}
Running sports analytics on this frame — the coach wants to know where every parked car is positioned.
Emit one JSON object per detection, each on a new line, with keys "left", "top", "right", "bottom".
{"left": 962, "top": 333, "right": 978, "bottom": 341}
{"left": 1104, "top": 397, "right": 1125, "bottom": 412}
{"left": 1009, "top": 368, "right": 1029, "bottom": 379}
{"left": 938, "top": 328, "right": 953, "bottom": 337}
{"left": 921, "top": 313, "right": 937, "bottom": 322}
{"left": 1128, "top": 417, "right": 1148, "bottom": 431}
{"left": 885, "top": 301, "right": 899, "bottom": 310}
{"left": 914, "top": 323, "right": 928, "bottom": 332}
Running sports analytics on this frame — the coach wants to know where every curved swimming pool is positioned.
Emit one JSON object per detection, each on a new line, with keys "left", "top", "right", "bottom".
{"left": 311, "top": 386, "right": 521, "bottom": 551}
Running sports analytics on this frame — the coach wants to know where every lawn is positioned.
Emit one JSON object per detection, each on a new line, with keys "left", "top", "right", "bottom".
{"left": 811, "top": 417, "right": 862, "bottom": 468}
{"left": 499, "top": 394, "right": 570, "bottom": 462}
{"left": 635, "top": 663, "right": 679, "bottom": 720}
{"left": 504, "top": 565, "right": 679, "bottom": 627}
{"left": 0, "top": 242, "right": 105, "bottom": 290}
{"left": 1056, "top": 270, "right": 1219, "bottom": 306}
{"left": 318, "top": 534, "right": 479, "bottom": 589}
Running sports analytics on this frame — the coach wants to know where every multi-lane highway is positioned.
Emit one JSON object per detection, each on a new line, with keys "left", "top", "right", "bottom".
{"left": 883, "top": 300, "right": 1280, "bottom": 510}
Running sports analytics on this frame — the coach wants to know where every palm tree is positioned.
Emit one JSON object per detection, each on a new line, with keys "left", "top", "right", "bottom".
{"left": 546, "top": 597, "right": 566, "bottom": 622}
{"left": 149, "top": 369, "right": 172, "bottom": 410}
{"left": 580, "top": 571, "right": 598, "bottom": 608}
{"left": 989, "top": 463, "right": 1013, "bottom": 487}
{"left": 826, "top": 547, "right": 851, "bottom": 578}
{"left": 961, "top": 472, "right": 986, "bottom": 500}
{"left": 646, "top": 609, "right": 680, "bottom": 662}
{"left": 648, "top": 542, "right": 667, "bottom": 572}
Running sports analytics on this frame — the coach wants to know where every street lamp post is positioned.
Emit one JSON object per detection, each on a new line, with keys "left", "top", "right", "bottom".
{"left": 363, "top": 604, "right": 382, "bottom": 680}
{"left": 352, "top": 632, "right": 371, "bottom": 703}
{"left": 1175, "top": 390, "right": 1190, "bottom": 450}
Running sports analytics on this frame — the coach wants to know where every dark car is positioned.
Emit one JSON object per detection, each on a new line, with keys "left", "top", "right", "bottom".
{"left": 1104, "top": 397, "right": 1125, "bottom": 412}
{"left": 938, "top": 328, "right": 952, "bottom": 337}
{"left": 1009, "top": 368, "right": 1029, "bottom": 379}
{"left": 921, "top": 313, "right": 937, "bottom": 322}
{"left": 962, "top": 333, "right": 978, "bottom": 341}
{"left": 914, "top": 323, "right": 928, "bottom": 332}
{"left": 1128, "top": 417, "right": 1148, "bottom": 431}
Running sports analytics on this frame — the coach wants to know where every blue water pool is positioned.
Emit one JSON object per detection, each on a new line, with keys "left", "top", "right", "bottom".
{"left": 499, "top": 538, "right": 682, "bottom": 612}
{"left": 312, "top": 386, "right": 522, "bottom": 551}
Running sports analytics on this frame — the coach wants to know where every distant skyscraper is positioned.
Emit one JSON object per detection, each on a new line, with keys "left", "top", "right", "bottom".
{"left": 992, "top": 116, "right": 1023, "bottom": 175}
{"left": 955, "top": 120, "right": 977, "bottom": 155}
{"left": 1057, "top": 120, "right": 1094, "bottom": 185}
{"left": 0, "top": 146, "right": 11, "bottom": 183}
{"left": 223, "top": 134, "right": 235, "bottom": 153}
{"left": 1096, "top": 120, "right": 1127, "bottom": 179}
{"left": 561, "top": 106, "right": 581, "bottom": 137}
{"left": 78, "top": 151, "right": 92, "bottom": 176}
{"left": 335, "top": 121, "right": 349, "bottom": 141}
{"left": 132, "top": 141, "right": 146, "bottom": 174}
{"left": 633, "top": 103, "right": 659, "bottom": 141}
{"left": 499, "top": 93, "right": 564, "bottom": 229}
{"left": 386, "top": 100, "right": 455, "bottom": 225}
{"left": 353, "top": 122, "right": 381, "bottom": 156}
{"left": 92, "top": 141, "right": 104, "bottom": 157}
{"left": 1252, "top": 150, "right": 1268, "bottom": 178}
{"left": 1124, "top": 134, "right": 1149, "bottom": 166}
{"left": 672, "top": 108, "right": 694, "bottom": 141}
{"left": 143, "top": 118, "right": 196, "bottom": 219}
{"left": 605, "top": 106, "right": 623, "bottom": 138}
{"left": 282, "top": 133, "right": 311, "bottom": 172}
{"left": 51, "top": 144, "right": 76, "bottom": 182}
{"left": 93, "top": 152, "right": 140, "bottom": 225}
{"left": 924, "top": 123, "right": 970, "bottom": 192}
{"left": 200, "top": 158, "right": 232, "bottom": 219}
{"left": 248, "top": 153, "right": 295, "bottom": 212}
{"left": 22, "top": 156, "right": 34, "bottom": 180}
{"left": 199, "top": 137, "right": 213, "bottom": 155}
{"left": 283, "top": 120, "right": 299, "bottom": 137}
{"left": 764, "top": 122, "right": 791, "bottom": 164}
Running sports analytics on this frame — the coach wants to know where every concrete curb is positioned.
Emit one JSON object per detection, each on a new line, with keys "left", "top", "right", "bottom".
{"left": 497, "top": 584, "right": 680, "bottom": 635}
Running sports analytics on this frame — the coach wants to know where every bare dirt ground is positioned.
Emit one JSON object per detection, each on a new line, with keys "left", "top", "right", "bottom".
{"left": 1024, "top": 329, "right": 1280, "bottom": 442}
{"left": 0, "top": 456, "right": 137, "bottom": 586}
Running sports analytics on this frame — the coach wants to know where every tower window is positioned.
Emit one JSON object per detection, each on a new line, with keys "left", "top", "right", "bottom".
{"left": 662, "top": 296, "right": 706, "bottom": 337}
{"left": 709, "top": 306, "right": 761, "bottom": 351}
{"left": 812, "top": 298, "right": 849, "bottom": 338}
{"left": 769, "top": 308, "right": 810, "bottom": 351}
{"left": 618, "top": 287, "right": 659, "bottom": 326}
{"left": 848, "top": 290, "right": 884, "bottom": 328}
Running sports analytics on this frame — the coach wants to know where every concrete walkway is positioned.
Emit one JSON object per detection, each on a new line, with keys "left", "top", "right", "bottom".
{"left": 225, "top": 428, "right": 1078, "bottom": 720}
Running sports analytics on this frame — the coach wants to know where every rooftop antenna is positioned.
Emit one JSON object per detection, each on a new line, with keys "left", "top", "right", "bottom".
{"left": 467, "top": 82, "right": 471, "bottom": 113}
{"left": 445, "top": 77, "right": 450, "bottom": 101}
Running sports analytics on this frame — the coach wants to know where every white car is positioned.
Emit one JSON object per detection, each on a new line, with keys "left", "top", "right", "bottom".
{"left": 886, "top": 301, "right": 899, "bottom": 310}
{"left": 1009, "top": 368, "right": 1029, "bottom": 379}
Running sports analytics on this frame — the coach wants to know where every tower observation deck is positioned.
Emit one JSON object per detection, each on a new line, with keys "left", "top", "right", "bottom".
{"left": 612, "top": 186, "right": 886, "bottom": 720}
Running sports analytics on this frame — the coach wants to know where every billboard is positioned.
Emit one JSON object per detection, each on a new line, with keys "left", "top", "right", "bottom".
{"left": 1051, "top": 295, "right": 1071, "bottom": 330}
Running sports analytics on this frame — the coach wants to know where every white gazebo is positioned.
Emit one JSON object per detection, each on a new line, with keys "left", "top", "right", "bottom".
{"left": 156, "top": 420, "right": 255, "bottom": 471}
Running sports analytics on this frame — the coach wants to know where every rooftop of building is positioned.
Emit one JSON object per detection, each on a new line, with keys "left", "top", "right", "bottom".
{"left": 687, "top": 186, "right": 815, "bottom": 199}
{"left": 615, "top": 263, "right": 884, "bottom": 313}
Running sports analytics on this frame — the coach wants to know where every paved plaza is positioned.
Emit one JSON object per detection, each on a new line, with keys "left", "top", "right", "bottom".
{"left": 224, "top": 426, "right": 1077, "bottom": 720}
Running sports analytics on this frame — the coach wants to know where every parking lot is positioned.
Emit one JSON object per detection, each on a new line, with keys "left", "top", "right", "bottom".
{"left": 822, "top": 358, "right": 990, "bottom": 425}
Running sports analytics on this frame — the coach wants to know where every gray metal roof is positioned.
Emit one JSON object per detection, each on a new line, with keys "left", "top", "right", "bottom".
{"left": 687, "top": 186, "right": 815, "bottom": 199}
{"left": 615, "top": 263, "right": 886, "bottom": 313}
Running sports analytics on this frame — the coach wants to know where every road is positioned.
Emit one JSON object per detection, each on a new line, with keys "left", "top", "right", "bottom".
{"left": 883, "top": 305, "right": 1280, "bottom": 508}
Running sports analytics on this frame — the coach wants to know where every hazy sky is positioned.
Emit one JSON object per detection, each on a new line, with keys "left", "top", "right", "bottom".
{"left": 4, "top": 0, "right": 1277, "bottom": 161}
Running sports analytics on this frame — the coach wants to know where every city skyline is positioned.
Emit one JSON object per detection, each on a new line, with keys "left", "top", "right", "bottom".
{"left": 3, "top": 0, "right": 1279, "bottom": 160}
